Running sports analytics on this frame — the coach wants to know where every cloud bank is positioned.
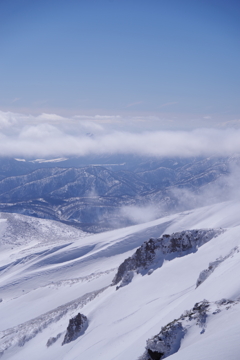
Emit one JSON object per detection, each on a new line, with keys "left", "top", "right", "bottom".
{"left": 170, "top": 162, "right": 240, "bottom": 209}
{"left": 114, "top": 161, "right": 240, "bottom": 227}
{"left": 0, "top": 110, "right": 240, "bottom": 158}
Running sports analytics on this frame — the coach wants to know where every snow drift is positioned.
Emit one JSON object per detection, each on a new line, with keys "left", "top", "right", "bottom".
{"left": 1, "top": 201, "right": 240, "bottom": 360}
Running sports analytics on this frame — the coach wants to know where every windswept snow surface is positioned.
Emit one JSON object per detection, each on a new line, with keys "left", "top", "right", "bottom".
{"left": 0, "top": 201, "right": 240, "bottom": 359}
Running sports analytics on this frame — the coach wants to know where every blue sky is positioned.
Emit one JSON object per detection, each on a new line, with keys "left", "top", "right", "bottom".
{"left": 0, "top": 0, "right": 240, "bottom": 129}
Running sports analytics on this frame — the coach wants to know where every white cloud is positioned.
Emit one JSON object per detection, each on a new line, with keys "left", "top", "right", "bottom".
{"left": 217, "top": 119, "right": 240, "bottom": 128}
{"left": 37, "top": 113, "right": 66, "bottom": 121}
{"left": 119, "top": 204, "right": 159, "bottom": 224}
{"left": 0, "top": 111, "right": 18, "bottom": 130}
{"left": 12, "top": 98, "right": 21, "bottom": 103}
{"left": 19, "top": 124, "right": 63, "bottom": 139}
{"left": 0, "top": 110, "right": 240, "bottom": 158}
{"left": 169, "top": 162, "right": 240, "bottom": 210}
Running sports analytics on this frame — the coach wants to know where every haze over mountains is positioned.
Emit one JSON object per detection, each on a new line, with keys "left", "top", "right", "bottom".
{"left": 0, "top": 154, "right": 239, "bottom": 232}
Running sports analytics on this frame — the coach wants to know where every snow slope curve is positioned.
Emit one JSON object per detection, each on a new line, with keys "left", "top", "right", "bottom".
{"left": 0, "top": 201, "right": 240, "bottom": 359}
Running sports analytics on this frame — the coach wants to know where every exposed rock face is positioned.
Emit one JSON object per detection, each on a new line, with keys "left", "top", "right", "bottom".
{"left": 140, "top": 298, "right": 239, "bottom": 360}
{"left": 145, "top": 322, "right": 186, "bottom": 360}
{"left": 140, "top": 300, "right": 209, "bottom": 360}
{"left": 112, "top": 229, "right": 224, "bottom": 288}
{"left": 62, "top": 313, "right": 88, "bottom": 345}
{"left": 196, "top": 246, "right": 238, "bottom": 287}
{"left": 46, "top": 333, "right": 61, "bottom": 347}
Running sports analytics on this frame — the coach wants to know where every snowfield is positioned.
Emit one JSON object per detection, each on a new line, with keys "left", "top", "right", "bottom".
{"left": 1, "top": 200, "right": 240, "bottom": 359}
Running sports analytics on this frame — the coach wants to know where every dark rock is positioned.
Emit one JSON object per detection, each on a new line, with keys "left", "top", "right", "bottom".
{"left": 112, "top": 229, "right": 224, "bottom": 288}
{"left": 144, "top": 322, "right": 186, "bottom": 360}
{"left": 147, "top": 349, "right": 164, "bottom": 360}
{"left": 46, "top": 333, "right": 61, "bottom": 347}
{"left": 62, "top": 313, "right": 88, "bottom": 345}
{"left": 196, "top": 246, "right": 238, "bottom": 287}
{"left": 140, "top": 297, "right": 240, "bottom": 360}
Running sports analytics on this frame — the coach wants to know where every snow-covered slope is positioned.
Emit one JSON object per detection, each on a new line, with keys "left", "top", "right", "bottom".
{"left": 0, "top": 201, "right": 240, "bottom": 359}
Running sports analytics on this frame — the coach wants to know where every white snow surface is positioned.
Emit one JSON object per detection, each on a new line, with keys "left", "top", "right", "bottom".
{"left": 0, "top": 201, "right": 240, "bottom": 359}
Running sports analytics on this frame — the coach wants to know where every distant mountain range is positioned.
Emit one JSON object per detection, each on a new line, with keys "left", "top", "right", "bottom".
{"left": 0, "top": 154, "right": 239, "bottom": 231}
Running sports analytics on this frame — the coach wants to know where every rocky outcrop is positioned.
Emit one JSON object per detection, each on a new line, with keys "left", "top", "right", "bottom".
{"left": 144, "top": 322, "right": 185, "bottom": 360}
{"left": 196, "top": 246, "right": 238, "bottom": 287}
{"left": 0, "top": 289, "right": 101, "bottom": 356}
{"left": 46, "top": 333, "right": 61, "bottom": 347}
{"left": 113, "top": 229, "right": 224, "bottom": 289}
{"left": 62, "top": 313, "right": 88, "bottom": 345}
{"left": 140, "top": 298, "right": 239, "bottom": 360}
{"left": 140, "top": 300, "right": 209, "bottom": 360}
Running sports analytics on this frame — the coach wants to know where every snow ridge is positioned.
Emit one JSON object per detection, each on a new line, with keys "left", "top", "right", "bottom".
{"left": 112, "top": 229, "right": 224, "bottom": 289}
